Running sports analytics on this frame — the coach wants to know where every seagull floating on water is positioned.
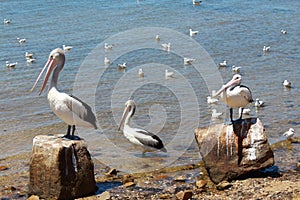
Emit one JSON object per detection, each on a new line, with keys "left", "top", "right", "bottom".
{"left": 213, "top": 74, "right": 253, "bottom": 123}
{"left": 155, "top": 35, "right": 160, "bottom": 42}
{"left": 17, "top": 38, "right": 26, "bottom": 44}
{"left": 283, "top": 80, "right": 291, "bottom": 88}
{"left": 192, "top": 0, "right": 202, "bottom": 5}
{"left": 3, "top": 19, "right": 11, "bottom": 24}
{"left": 30, "top": 48, "right": 98, "bottom": 139}
{"left": 281, "top": 30, "right": 287, "bottom": 35}
{"left": 211, "top": 109, "right": 223, "bottom": 119}
{"left": 104, "top": 43, "right": 113, "bottom": 50}
{"left": 219, "top": 60, "right": 227, "bottom": 67}
{"left": 6, "top": 61, "right": 18, "bottom": 68}
{"left": 117, "top": 62, "right": 127, "bottom": 69}
{"left": 118, "top": 100, "right": 167, "bottom": 154}
{"left": 62, "top": 45, "right": 72, "bottom": 51}
{"left": 104, "top": 57, "right": 110, "bottom": 65}
{"left": 25, "top": 52, "right": 34, "bottom": 59}
{"left": 254, "top": 98, "right": 264, "bottom": 107}
{"left": 138, "top": 68, "right": 144, "bottom": 77}
{"left": 207, "top": 96, "right": 218, "bottom": 104}
{"left": 165, "top": 69, "right": 174, "bottom": 78}
{"left": 283, "top": 128, "right": 295, "bottom": 140}
{"left": 232, "top": 66, "right": 241, "bottom": 73}
{"left": 161, "top": 43, "right": 171, "bottom": 51}
{"left": 26, "top": 58, "right": 36, "bottom": 63}
{"left": 189, "top": 28, "right": 198, "bottom": 36}
{"left": 263, "top": 45, "right": 270, "bottom": 52}
{"left": 184, "top": 57, "right": 195, "bottom": 65}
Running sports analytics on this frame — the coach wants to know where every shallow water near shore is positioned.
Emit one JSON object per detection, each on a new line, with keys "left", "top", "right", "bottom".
{"left": 1, "top": 0, "right": 300, "bottom": 175}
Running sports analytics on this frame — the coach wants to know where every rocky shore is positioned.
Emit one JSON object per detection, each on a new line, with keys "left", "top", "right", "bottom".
{"left": 1, "top": 137, "right": 299, "bottom": 200}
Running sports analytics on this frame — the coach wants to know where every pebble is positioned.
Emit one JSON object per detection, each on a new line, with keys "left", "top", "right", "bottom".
{"left": 175, "top": 190, "right": 193, "bottom": 200}
{"left": 27, "top": 195, "right": 39, "bottom": 200}
{"left": 97, "top": 191, "right": 110, "bottom": 200}
{"left": 0, "top": 165, "right": 9, "bottom": 171}
{"left": 216, "top": 181, "right": 233, "bottom": 190}
{"left": 105, "top": 168, "right": 118, "bottom": 176}
{"left": 196, "top": 180, "right": 207, "bottom": 189}
{"left": 174, "top": 175, "right": 186, "bottom": 182}
{"left": 123, "top": 181, "right": 135, "bottom": 188}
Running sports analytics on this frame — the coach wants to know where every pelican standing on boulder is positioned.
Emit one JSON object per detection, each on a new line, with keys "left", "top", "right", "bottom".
{"left": 30, "top": 48, "right": 98, "bottom": 139}
{"left": 213, "top": 74, "right": 253, "bottom": 123}
{"left": 118, "top": 100, "right": 167, "bottom": 154}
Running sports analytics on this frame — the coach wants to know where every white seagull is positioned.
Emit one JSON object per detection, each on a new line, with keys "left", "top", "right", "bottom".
{"left": 6, "top": 61, "right": 18, "bottom": 68}
{"left": 283, "top": 128, "right": 295, "bottom": 140}
{"left": 165, "top": 69, "right": 174, "bottom": 78}
{"left": 211, "top": 109, "right": 223, "bottom": 119}
{"left": 104, "top": 43, "right": 113, "bottom": 50}
{"left": 263, "top": 45, "right": 270, "bottom": 52}
{"left": 281, "top": 30, "right": 287, "bottom": 35}
{"left": 283, "top": 80, "right": 291, "bottom": 88}
{"left": 254, "top": 98, "right": 264, "bottom": 107}
{"left": 219, "top": 60, "right": 227, "bottom": 67}
{"left": 118, "top": 100, "right": 167, "bottom": 154}
{"left": 232, "top": 66, "right": 241, "bottom": 73}
{"left": 62, "top": 44, "right": 72, "bottom": 51}
{"left": 104, "top": 57, "right": 110, "bottom": 65}
{"left": 213, "top": 74, "right": 253, "bottom": 123}
{"left": 117, "top": 62, "right": 127, "bottom": 69}
{"left": 155, "top": 34, "right": 160, "bottom": 42}
{"left": 189, "top": 28, "right": 198, "bottom": 36}
{"left": 30, "top": 48, "right": 98, "bottom": 139}
{"left": 138, "top": 68, "right": 144, "bottom": 77}
{"left": 17, "top": 38, "right": 26, "bottom": 44}
{"left": 26, "top": 58, "right": 36, "bottom": 63}
{"left": 184, "top": 57, "right": 195, "bottom": 65}
{"left": 25, "top": 52, "right": 34, "bottom": 59}
{"left": 192, "top": 0, "right": 202, "bottom": 5}
{"left": 207, "top": 96, "right": 218, "bottom": 104}
{"left": 161, "top": 43, "right": 171, "bottom": 51}
{"left": 3, "top": 19, "right": 11, "bottom": 24}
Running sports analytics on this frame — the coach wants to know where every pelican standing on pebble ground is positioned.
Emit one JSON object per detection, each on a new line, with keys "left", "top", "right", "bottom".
{"left": 30, "top": 48, "right": 98, "bottom": 139}
{"left": 118, "top": 100, "right": 167, "bottom": 154}
{"left": 213, "top": 74, "right": 253, "bottom": 123}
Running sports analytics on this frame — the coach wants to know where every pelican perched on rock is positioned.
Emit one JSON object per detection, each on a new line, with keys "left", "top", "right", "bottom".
{"left": 118, "top": 100, "right": 167, "bottom": 154}
{"left": 30, "top": 48, "right": 98, "bottom": 139}
{"left": 213, "top": 74, "right": 253, "bottom": 123}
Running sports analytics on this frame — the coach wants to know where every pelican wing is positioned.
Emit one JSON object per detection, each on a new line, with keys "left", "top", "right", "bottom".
{"left": 66, "top": 94, "right": 98, "bottom": 129}
{"left": 134, "top": 129, "right": 166, "bottom": 151}
{"left": 239, "top": 85, "right": 253, "bottom": 103}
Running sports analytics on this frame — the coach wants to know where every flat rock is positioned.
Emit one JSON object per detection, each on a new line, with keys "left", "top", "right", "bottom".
{"left": 194, "top": 118, "right": 274, "bottom": 184}
{"left": 175, "top": 190, "right": 193, "bottom": 200}
{"left": 28, "top": 135, "right": 97, "bottom": 200}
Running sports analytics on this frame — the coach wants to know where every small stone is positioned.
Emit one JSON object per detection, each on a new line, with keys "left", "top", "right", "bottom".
{"left": 122, "top": 174, "right": 134, "bottom": 184}
{"left": 97, "top": 191, "right": 110, "bottom": 200}
{"left": 196, "top": 180, "right": 207, "bottom": 189}
{"left": 216, "top": 181, "right": 233, "bottom": 190}
{"left": 159, "top": 193, "right": 171, "bottom": 199}
{"left": 123, "top": 181, "right": 135, "bottom": 187}
{"left": 175, "top": 190, "right": 193, "bottom": 200}
{"left": 174, "top": 175, "right": 186, "bottom": 182}
{"left": 297, "top": 163, "right": 300, "bottom": 169}
{"left": 0, "top": 165, "right": 9, "bottom": 171}
{"left": 27, "top": 195, "right": 40, "bottom": 200}
{"left": 105, "top": 168, "right": 118, "bottom": 176}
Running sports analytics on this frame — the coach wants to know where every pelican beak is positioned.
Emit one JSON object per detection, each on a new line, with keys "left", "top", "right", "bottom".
{"left": 118, "top": 105, "right": 130, "bottom": 131}
{"left": 213, "top": 77, "right": 239, "bottom": 97}
{"left": 30, "top": 58, "right": 57, "bottom": 95}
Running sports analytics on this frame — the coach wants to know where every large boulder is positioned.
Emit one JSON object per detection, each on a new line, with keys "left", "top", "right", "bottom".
{"left": 194, "top": 118, "right": 274, "bottom": 184}
{"left": 29, "top": 135, "right": 97, "bottom": 200}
